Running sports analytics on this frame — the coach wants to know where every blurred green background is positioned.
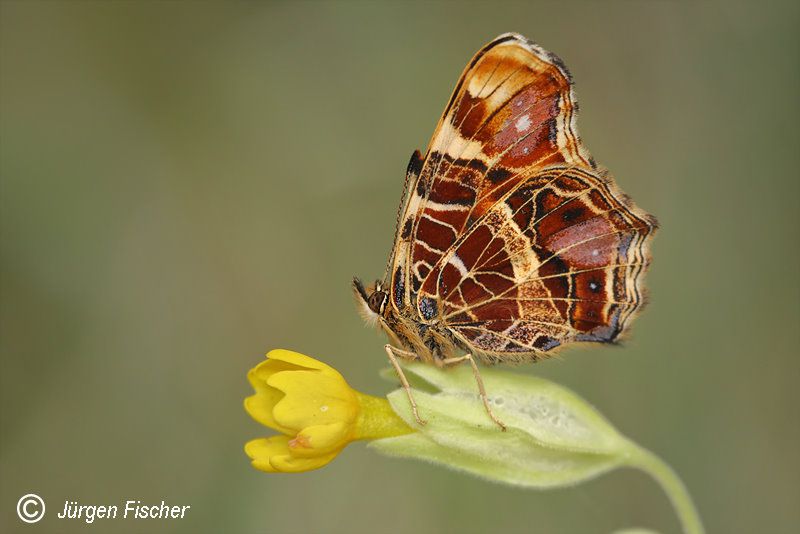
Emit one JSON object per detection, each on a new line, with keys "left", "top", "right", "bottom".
{"left": 2, "top": 1, "right": 798, "bottom": 533}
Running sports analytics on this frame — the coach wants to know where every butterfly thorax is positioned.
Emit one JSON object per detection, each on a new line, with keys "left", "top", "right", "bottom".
{"left": 353, "top": 277, "right": 456, "bottom": 363}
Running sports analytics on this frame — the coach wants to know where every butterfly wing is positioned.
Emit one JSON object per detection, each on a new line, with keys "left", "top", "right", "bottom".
{"left": 389, "top": 33, "right": 656, "bottom": 361}
{"left": 437, "top": 165, "right": 656, "bottom": 362}
{"left": 389, "top": 33, "right": 591, "bottom": 311}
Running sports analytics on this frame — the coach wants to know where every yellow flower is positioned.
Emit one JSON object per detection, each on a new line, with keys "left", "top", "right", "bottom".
{"left": 244, "top": 349, "right": 413, "bottom": 473}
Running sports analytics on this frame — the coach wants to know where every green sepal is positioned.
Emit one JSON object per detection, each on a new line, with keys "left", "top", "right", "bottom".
{"left": 371, "top": 362, "right": 703, "bottom": 534}
{"left": 371, "top": 362, "right": 629, "bottom": 488}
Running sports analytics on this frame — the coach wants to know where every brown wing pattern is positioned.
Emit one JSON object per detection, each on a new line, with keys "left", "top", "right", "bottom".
{"left": 437, "top": 166, "right": 655, "bottom": 361}
{"left": 388, "top": 33, "right": 656, "bottom": 362}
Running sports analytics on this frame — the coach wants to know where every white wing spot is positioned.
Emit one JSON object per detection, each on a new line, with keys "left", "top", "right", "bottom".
{"left": 448, "top": 255, "right": 470, "bottom": 277}
{"left": 427, "top": 201, "right": 469, "bottom": 212}
{"left": 515, "top": 114, "right": 532, "bottom": 132}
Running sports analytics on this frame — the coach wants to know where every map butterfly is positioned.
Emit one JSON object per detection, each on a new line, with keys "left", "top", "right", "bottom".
{"left": 354, "top": 33, "right": 657, "bottom": 428}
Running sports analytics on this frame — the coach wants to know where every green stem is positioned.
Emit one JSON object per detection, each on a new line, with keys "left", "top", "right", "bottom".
{"left": 626, "top": 443, "right": 705, "bottom": 534}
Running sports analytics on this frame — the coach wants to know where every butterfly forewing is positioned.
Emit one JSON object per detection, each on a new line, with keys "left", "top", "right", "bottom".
{"left": 387, "top": 33, "right": 655, "bottom": 363}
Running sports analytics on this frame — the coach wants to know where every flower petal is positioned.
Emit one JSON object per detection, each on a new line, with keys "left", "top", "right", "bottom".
{"left": 269, "top": 449, "right": 341, "bottom": 472}
{"left": 269, "top": 371, "right": 358, "bottom": 430}
{"left": 244, "top": 436, "right": 292, "bottom": 473}
{"left": 244, "top": 394, "right": 293, "bottom": 435}
{"left": 266, "top": 349, "right": 344, "bottom": 379}
{"left": 289, "top": 422, "right": 352, "bottom": 457}
{"left": 245, "top": 356, "right": 312, "bottom": 434}
{"left": 248, "top": 357, "right": 302, "bottom": 385}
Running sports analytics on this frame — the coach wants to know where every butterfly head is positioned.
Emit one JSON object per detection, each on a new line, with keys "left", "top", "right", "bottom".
{"left": 353, "top": 277, "right": 389, "bottom": 325}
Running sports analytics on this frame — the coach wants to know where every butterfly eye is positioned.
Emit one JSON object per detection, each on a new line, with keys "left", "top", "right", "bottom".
{"left": 368, "top": 291, "right": 387, "bottom": 314}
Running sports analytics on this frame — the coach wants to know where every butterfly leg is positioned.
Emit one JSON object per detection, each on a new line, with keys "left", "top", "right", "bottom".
{"left": 384, "top": 344, "right": 427, "bottom": 426}
{"left": 439, "top": 354, "right": 507, "bottom": 431}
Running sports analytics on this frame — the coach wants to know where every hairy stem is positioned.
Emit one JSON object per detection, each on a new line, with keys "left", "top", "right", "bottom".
{"left": 626, "top": 443, "right": 705, "bottom": 534}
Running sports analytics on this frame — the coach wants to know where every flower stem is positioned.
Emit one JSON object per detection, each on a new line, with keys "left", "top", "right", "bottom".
{"left": 626, "top": 443, "right": 705, "bottom": 534}
{"left": 353, "top": 392, "right": 414, "bottom": 440}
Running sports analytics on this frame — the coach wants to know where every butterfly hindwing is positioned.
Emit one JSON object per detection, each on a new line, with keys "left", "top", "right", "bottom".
{"left": 437, "top": 166, "right": 656, "bottom": 361}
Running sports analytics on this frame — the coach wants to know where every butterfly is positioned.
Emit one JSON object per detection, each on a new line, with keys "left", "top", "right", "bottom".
{"left": 354, "top": 33, "right": 657, "bottom": 429}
